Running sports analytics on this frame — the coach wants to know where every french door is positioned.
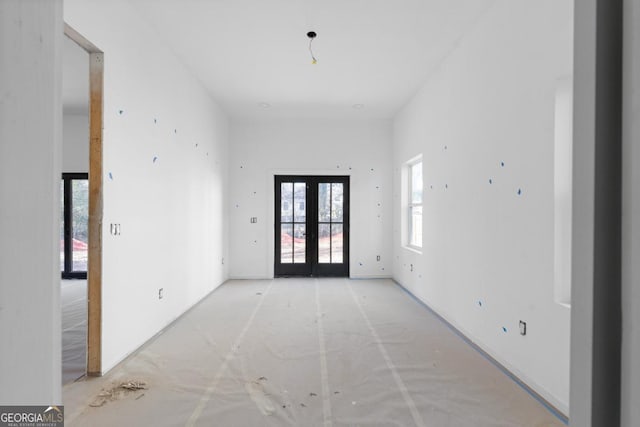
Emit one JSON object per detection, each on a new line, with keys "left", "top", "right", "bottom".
{"left": 275, "top": 176, "right": 350, "bottom": 277}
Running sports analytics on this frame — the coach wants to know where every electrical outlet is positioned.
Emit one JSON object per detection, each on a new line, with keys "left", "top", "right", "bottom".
{"left": 410, "top": 264, "right": 414, "bottom": 272}
{"left": 158, "top": 288, "right": 163, "bottom": 300}
{"left": 110, "top": 223, "right": 121, "bottom": 236}
{"left": 221, "top": 257, "right": 225, "bottom": 265}
{"left": 250, "top": 217, "right": 258, "bottom": 223}
{"left": 376, "top": 255, "right": 381, "bottom": 261}
{"left": 519, "top": 320, "right": 527, "bottom": 335}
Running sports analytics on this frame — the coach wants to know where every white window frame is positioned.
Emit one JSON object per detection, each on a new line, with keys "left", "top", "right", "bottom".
{"left": 407, "top": 157, "right": 423, "bottom": 251}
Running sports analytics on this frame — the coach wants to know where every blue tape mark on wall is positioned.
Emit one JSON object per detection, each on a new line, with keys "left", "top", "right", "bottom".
{"left": 501, "top": 161, "right": 505, "bottom": 167}
{"left": 502, "top": 327, "right": 508, "bottom": 333}
{"left": 489, "top": 179, "right": 493, "bottom": 184}
{"left": 153, "top": 156, "right": 158, "bottom": 163}
{"left": 359, "top": 262, "right": 363, "bottom": 266}
{"left": 478, "top": 301, "right": 483, "bottom": 307}
{"left": 118, "top": 109, "right": 124, "bottom": 115}
{"left": 154, "top": 118, "right": 157, "bottom": 124}
{"left": 517, "top": 188, "right": 522, "bottom": 195}
{"left": 108, "top": 172, "right": 113, "bottom": 180}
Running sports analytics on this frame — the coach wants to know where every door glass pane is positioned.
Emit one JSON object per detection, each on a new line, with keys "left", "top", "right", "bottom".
{"left": 331, "top": 183, "right": 343, "bottom": 222}
{"left": 293, "top": 224, "right": 306, "bottom": 263}
{"left": 294, "top": 182, "right": 306, "bottom": 223}
{"left": 318, "top": 224, "right": 330, "bottom": 263}
{"left": 71, "top": 180, "right": 89, "bottom": 272}
{"left": 281, "top": 224, "right": 293, "bottom": 263}
{"left": 60, "top": 180, "right": 65, "bottom": 271}
{"left": 281, "top": 183, "right": 293, "bottom": 222}
{"left": 331, "top": 224, "right": 343, "bottom": 264}
{"left": 318, "top": 183, "right": 331, "bottom": 222}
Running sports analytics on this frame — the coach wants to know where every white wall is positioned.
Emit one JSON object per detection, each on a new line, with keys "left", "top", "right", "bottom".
{"left": 0, "top": 0, "right": 63, "bottom": 405}
{"left": 62, "top": 113, "right": 89, "bottom": 173}
{"left": 392, "top": 0, "right": 573, "bottom": 414}
{"left": 65, "top": 0, "right": 229, "bottom": 373}
{"left": 229, "top": 118, "right": 392, "bottom": 279}
{"left": 622, "top": 0, "right": 640, "bottom": 425}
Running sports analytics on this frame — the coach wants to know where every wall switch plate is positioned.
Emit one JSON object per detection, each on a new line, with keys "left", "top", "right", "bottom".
{"left": 519, "top": 320, "right": 527, "bottom": 335}
{"left": 250, "top": 217, "right": 258, "bottom": 223}
{"left": 110, "top": 223, "right": 121, "bottom": 236}
{"left": 158, "top": 288, "right": 163, "bottom": 300}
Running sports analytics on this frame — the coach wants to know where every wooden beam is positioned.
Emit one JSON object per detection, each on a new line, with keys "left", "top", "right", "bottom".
{"left": 86, "top": 50, "right": 104, "bottom": 376}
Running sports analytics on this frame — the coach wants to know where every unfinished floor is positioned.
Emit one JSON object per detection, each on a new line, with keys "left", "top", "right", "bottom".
{"left": 62, "top": 279, "right": 87, "bottom": 385}
{"left": 63, "top": 279, "right": 564, "bottom": 426}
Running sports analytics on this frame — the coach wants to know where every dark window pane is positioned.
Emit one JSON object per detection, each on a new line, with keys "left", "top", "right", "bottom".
{"left": 331, "top": 183, "right": 343, "bottom": 222}
{"left": 294, "top": 182, "right": 306, "bottom": 223}
{"left": 281, "top": 224, "right": 293, "bottom": 263}
{"left": 71, "top": 180, "right": 89, "bottom": 272}
{"left": 60, "top": 180, "right": 65, "bottom": 272}
{"left": 293, "top": 224, "right": 306, "bottom": 263}
{"left": 318, "top": 183, "right": 331, "bottom": 222}
{"left": 331, "top": 224, "right": 343, "bottom": 264}
{"left": 281, "top": 183, "right": 293, "bottom": 222}
{"left": 318, "top": 224, "right": 330, "bottom": 263}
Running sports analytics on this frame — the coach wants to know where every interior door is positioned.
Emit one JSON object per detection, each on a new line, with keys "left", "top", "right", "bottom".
{"left": 275, "top": 176, "right": 349, "bottom": 277}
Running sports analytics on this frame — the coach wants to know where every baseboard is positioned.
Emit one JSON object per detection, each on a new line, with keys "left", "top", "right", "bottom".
{"left": 392, "top": 279, "right": 569, "bottom": 425}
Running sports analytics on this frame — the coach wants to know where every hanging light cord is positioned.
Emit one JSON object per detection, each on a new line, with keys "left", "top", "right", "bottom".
{"left": 309, "top": 38, "right": 317, "bottom": 64}
{"left": 307, "top": 31, "right": 318, "bottom": 64}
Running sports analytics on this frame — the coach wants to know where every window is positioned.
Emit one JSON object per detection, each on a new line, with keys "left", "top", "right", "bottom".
{"left": 408, "top": 159, "right": 423, "bottom": 249}
{"left": 60, "top": 173, "right": 89, "bottom": 279}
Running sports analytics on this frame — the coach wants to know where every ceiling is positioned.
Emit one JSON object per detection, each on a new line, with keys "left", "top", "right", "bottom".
{"left": 63, "top": 35, "right": 89, "bottom": 115}
{"left": 127, "top": 0, "right": 496, "bottom": 119}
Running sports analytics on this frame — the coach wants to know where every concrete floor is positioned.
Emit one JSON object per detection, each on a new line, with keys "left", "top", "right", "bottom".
{"left": 62, "top": 278, "right": 565, "bottom": 426}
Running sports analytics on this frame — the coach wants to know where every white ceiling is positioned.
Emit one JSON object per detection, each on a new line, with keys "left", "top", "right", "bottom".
{"left": 63, "top": 35, "right": 89, "bottom": 115}
{"left": 128, "top": 0, "right": 495, "bottom": 119}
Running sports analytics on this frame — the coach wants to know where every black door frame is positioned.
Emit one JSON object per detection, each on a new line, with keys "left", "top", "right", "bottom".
{"left": 274, "top": 175, "right": 350, "bottom": 277}
{"left": 61, "top": 172, "right": 88, "bottom": 279}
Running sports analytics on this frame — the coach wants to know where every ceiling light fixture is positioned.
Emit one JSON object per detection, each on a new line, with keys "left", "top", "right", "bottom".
{"left": 307, "top": 31, "right": 318, "bottom": 64}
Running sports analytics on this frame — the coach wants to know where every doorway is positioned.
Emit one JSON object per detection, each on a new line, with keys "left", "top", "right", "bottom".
{"left": 275, "top": 175, "right": 350, "bottom": 277}
{"left": 63, "top": 23, "right": 104, "bottom": 377}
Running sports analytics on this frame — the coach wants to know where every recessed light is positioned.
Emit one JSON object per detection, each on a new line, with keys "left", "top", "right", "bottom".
{"left": 352, "top": 104, "right": 365, "bottom": 109}
{"left": 258, "top": 102, "right": 271, "bottom": 108}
